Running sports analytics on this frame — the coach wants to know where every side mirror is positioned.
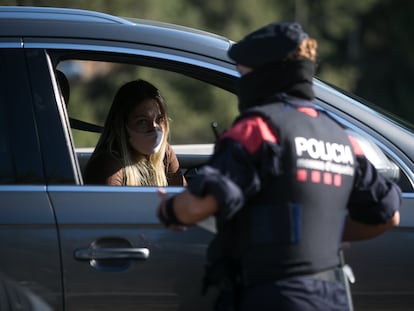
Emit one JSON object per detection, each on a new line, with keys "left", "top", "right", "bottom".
{"left": 347, "top": 130, "right": 400, "bottom": 182}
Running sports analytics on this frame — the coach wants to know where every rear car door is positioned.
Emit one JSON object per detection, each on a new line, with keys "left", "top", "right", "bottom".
{"left": 0, "top": 48, "right": 63, "bottom": 309}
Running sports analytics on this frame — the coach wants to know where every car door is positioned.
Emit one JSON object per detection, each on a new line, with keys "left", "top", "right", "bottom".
{"left": 26, "top": 45, "right": 233, "bottom": 310}
{"left": 48, "top": 186, "right": 217, "bottom": 310}
{"left": 0, "top": 48, "right": 63, "bottom": 309}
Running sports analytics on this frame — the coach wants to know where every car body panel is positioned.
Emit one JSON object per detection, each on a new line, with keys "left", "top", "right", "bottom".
{"left": 0, "top": 187, "right": 63, "bottom": 309}
{"left": 48, "top": 186, "right": 215, "bottom": 310}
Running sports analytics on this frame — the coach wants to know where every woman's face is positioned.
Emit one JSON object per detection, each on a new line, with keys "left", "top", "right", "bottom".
{"left": 126, "top": 98, "right": 165, "bottom": 156}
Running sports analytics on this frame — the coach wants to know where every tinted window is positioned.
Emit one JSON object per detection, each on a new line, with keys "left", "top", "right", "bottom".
{"left": 0, "top": 49, "right": 46, "bottom": 184}
{"left": 0, "top": 87, "right": 14, "bottom": 183}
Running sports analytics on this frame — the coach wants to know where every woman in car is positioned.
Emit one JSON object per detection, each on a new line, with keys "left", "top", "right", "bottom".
{"left": 84, "top": 79, "right": 186, "bottom": 186}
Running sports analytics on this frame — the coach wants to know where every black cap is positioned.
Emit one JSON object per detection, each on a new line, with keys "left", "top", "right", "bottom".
{"left": 228, "top": 22, "right": 308, "bottom": 68}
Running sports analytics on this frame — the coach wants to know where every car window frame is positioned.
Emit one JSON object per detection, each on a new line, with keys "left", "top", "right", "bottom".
{"left": 41, "top": 41, "right": 238, "bottom": 186}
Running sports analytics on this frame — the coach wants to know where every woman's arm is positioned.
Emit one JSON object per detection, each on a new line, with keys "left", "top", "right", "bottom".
{"left": 165, "top": 144, "right": 187, "bottom": 186}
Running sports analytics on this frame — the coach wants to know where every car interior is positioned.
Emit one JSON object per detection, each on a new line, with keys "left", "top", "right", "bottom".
{"left": 54, "top": 57, "right": 238, "bottom": 184}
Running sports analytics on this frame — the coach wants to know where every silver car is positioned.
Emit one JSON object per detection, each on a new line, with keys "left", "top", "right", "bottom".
{"left": 0, "top": 6, "right": 413, "bottom": 311}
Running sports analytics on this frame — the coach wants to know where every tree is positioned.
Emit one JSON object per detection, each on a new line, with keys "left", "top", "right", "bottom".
{"left": 355, "top": 0, "right": 414, "bottom": 122}
{"left": 3, "top": 0, "right": 414, "bottom": 127}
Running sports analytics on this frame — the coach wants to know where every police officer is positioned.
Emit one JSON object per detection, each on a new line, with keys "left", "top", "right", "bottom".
{"left": 157, "top": 22, "right": 401, "bottom": 311}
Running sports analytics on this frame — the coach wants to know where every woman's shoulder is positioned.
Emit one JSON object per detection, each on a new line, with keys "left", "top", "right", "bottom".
{"left": 165, "top": 143, "right": 174, "bottom": 155}
{"left": 164, "top": 143, "right": 179, "bottom": 163}
{"left": 89, "top": 151, "right": 123, "bottom": 167}
{"left": 84, "top": 150, "right": 124, "bottom": 185}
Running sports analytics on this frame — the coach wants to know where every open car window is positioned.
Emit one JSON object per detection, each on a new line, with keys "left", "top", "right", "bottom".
{"left": 56, "top": 58, "right": 238, "bottom": 184}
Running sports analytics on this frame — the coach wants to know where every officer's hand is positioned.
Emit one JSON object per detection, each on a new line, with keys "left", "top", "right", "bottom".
{"left": 157, "top": 188, "right": 187, "bottom": 231}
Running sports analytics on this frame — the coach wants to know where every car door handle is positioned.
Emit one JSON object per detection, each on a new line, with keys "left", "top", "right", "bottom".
{"left": 74, "top": 247, "right": 150, "bottom": 260}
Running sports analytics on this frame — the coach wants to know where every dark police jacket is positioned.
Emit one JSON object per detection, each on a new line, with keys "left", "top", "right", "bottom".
{"left": 188, "top": 99, "right": 401, "bottom": 287}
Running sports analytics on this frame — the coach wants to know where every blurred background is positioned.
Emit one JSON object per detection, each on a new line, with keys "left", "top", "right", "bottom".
{"left": 2, "top": 0, "right": 414, "bottom": 142}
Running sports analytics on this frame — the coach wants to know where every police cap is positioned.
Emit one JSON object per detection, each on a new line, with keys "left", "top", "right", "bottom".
{"left": 228, "top": 22, "right": 308, "bottom": 68}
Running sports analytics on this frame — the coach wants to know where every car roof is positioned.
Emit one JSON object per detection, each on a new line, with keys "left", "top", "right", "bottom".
{"left": 0, "top": 6, "right": 233, "bottom": 62}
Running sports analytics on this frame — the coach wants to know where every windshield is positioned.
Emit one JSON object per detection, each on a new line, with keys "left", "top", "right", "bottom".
{"left": 317, "top": 79, "right": 414, "bottom": 133}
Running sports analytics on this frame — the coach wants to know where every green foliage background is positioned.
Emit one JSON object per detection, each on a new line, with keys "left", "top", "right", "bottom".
{"left": 4, "top": 0, "right": 414, "bottom": 136}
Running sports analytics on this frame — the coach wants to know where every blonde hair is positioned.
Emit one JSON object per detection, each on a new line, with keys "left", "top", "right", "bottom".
{"left": 93, "top": 79, "right": 169, "bottom": 186}
{"left": 288, "top": 38, "right": 318, "bottom": 62}
{"left": 120, "top": 121, "right": 169, "bottom": 186}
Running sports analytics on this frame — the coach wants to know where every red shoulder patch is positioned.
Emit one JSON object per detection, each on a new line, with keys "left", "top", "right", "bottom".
{"left": 297, "top": 107, "right": 318, "bottom": 118}
{"left": 221, "top": 116, "right": 277, "bottom": 154}
{"left": 348, "top": 135, "right": 365, "bottom": 156}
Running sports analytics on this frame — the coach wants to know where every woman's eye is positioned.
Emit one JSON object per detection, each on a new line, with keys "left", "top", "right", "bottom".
{"left": 137, "top": 119, "right": 150, "bottom": 127}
